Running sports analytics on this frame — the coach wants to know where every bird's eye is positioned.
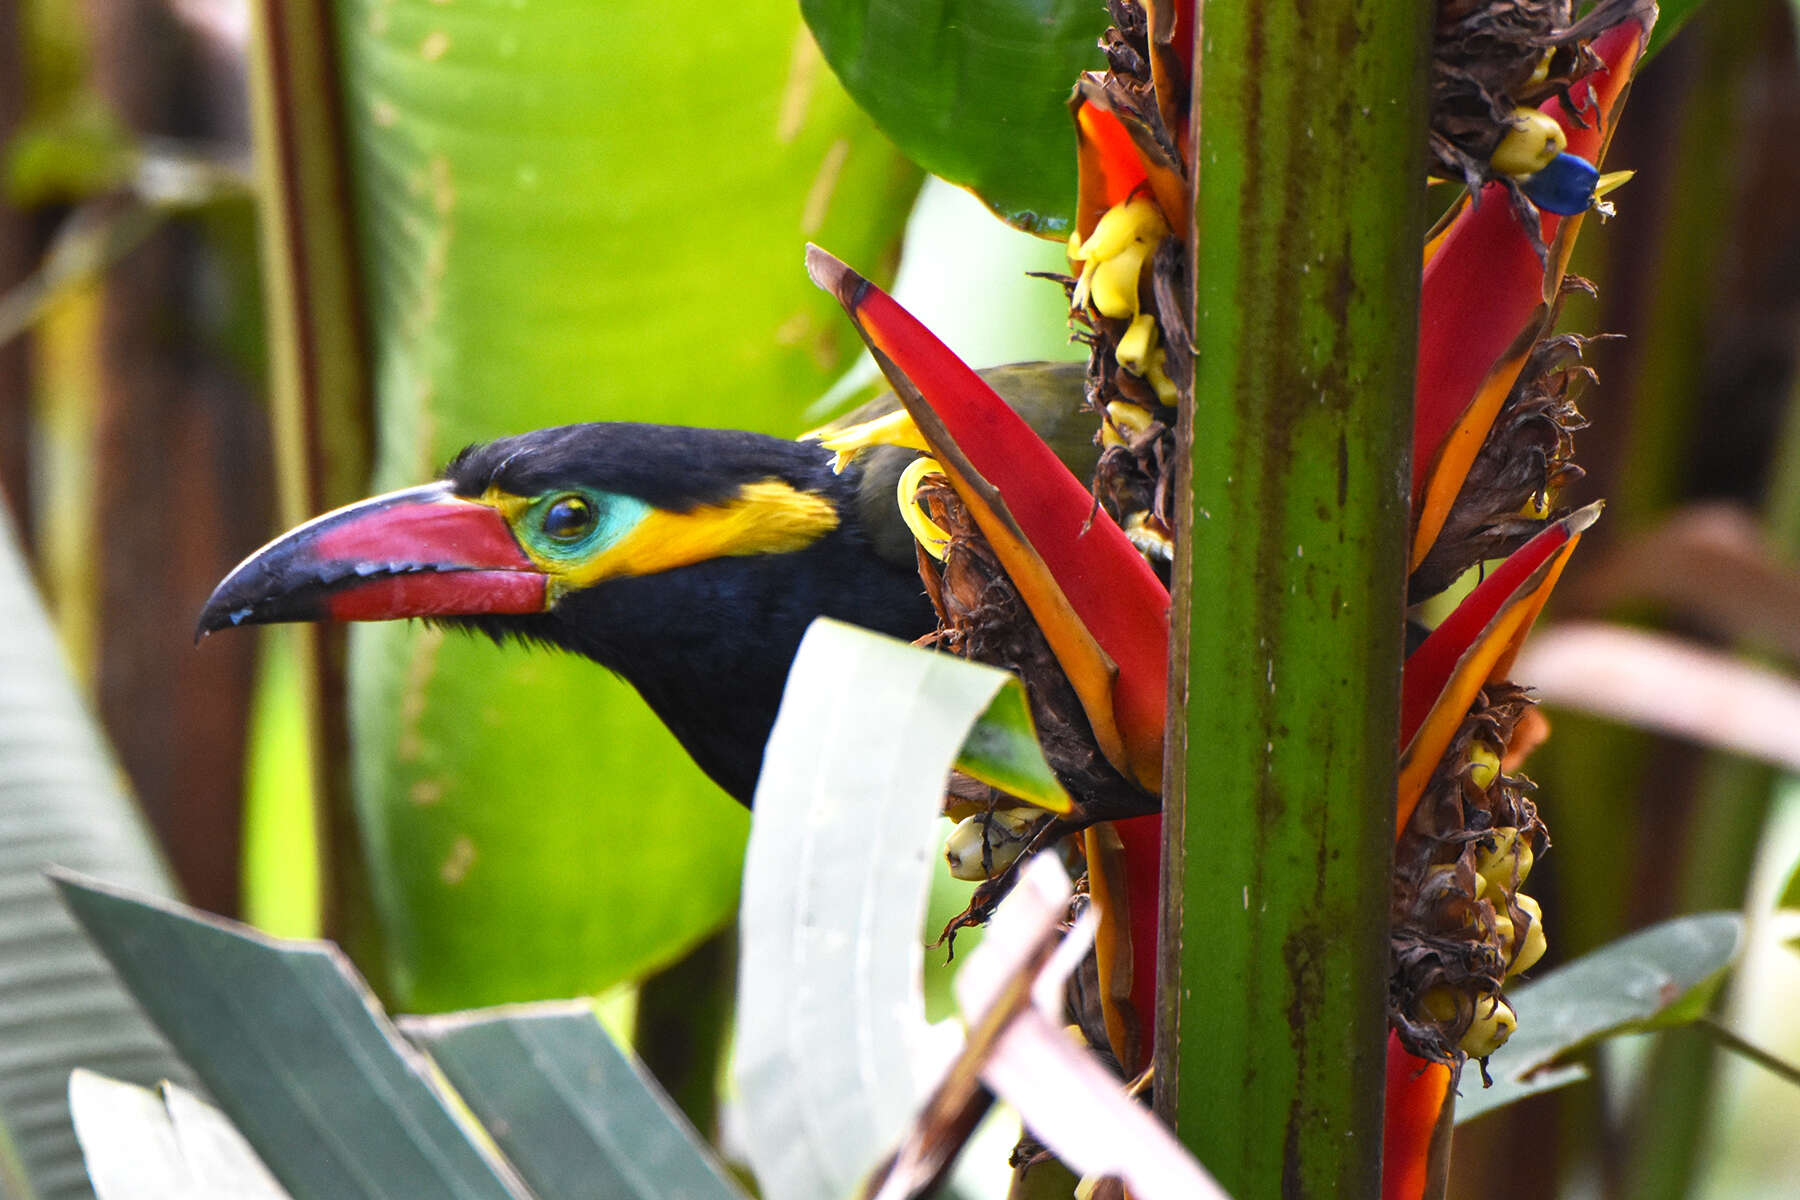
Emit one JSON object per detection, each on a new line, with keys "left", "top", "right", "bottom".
{"left": 542, "top": 495, "right": 596, "bottom": 541}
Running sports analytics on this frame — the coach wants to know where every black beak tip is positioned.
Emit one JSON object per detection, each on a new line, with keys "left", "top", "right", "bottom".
{"left": 194, "top": 555, "right": 307, "bottom": 644}
{"left": 194, "top": 590, "right": 250, "bottom": 644}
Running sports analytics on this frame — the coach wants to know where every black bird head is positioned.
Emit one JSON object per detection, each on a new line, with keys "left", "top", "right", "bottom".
{"left": 198, "top": 422, "right": 938, "bottom": 802}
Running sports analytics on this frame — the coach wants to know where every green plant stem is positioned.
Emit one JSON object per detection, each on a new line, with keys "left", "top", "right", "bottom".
{"left": 245, "top": 0, "right": 379, "bottom": 975}
{"left": 1162, "top": 2, "right": 1430, "bottom": 1194}
{"left": 1697, "top": 1017, "right": 1800, "bottom": 1088}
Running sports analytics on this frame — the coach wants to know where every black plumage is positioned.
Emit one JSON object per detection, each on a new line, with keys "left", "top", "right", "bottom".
{"left": 451, "top": 429, "right": 936, "bottom": 800}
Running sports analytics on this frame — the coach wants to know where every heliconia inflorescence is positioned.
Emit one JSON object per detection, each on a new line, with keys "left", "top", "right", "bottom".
{"left": 810, "top": 1, "right": 1657, "bottom": 1196}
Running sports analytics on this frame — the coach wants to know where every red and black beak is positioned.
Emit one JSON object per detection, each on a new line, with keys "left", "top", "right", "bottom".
{"left": 196, "top": 482, "right": 549, "bottom": 640}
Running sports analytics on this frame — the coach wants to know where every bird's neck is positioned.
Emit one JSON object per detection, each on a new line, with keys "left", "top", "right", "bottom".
{"left": 547, "top": 533, "right": 934, "bottom": 802}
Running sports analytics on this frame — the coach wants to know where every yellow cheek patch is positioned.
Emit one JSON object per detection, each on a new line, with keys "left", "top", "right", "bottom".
{"left": 554, "top": 478, "right": 839, "bottom": 590}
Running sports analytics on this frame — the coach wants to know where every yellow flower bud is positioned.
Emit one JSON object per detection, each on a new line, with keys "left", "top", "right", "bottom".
{"left": 1467, "top": 744, "right": 1500, "bottom": 791}
{"left": 1075, "top": 195, "right": 1167, "bottom": 263}
{"left": 1490, "top": 904, "right": 1515, "bottom": 954}
{"left": 1116, "top": 312, "right": 1161, "bottom": 375}
{"left": 944, "top": 809, "right": 1036, "bottom": 881}
{"left": 1090, "top": 240, "right": 1152, "bottom": 319}
{"left": 1103, "top": 398, "right": 1153, "bottom": 449}
{"left": 1507, "top": 893, "right": 1547, "bottom": 976}
{"left": 1145, "top": 349, "right": 1178, "bottom": 404}
{"left": 1072, "top": 255, "right": 1100, "bottom": 312}
{"left": 1417, "top": 986, "right": 1459, "bottom": 1024}
{"left": 1475, "top": 827, "right": 1534, "bottom": 889}
{"left": 1491, "top": 108, "right": 1568, "bottom": 178}
{"left": 1072, "top": 196, "right": 1169, "bottom": 320}
{"left": 1106, "top": 400, "right": 1154, "bottom": 438}
{"left": 1458, "top": 995, "right": 1517, "bottom": 1058}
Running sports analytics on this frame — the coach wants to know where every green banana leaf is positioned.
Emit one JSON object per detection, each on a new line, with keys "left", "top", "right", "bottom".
{"left": 800, "top": 0, "right": 1108, "bottom": 235}
{"left": 0, "top": 507, "right": 190, "bottom": 1200}
{"left": 56, "top": 874, "right": 531, "bottom": 1200}
{"left": 68, "top": 1073, "right": 291, "bottom": 1200}
{"left": 325, "top": 0, "right": 922, "bottom": 1010}
{"left": 399, "top": 1003, "right": 747, "bottom": 1200}
{"left": 57, "top": 878, "right": 769, "bottom": 1200}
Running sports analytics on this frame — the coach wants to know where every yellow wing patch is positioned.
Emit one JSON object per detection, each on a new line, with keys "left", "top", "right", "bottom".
{"left": 555, "top": 479, "right": 838, "bottom": 590}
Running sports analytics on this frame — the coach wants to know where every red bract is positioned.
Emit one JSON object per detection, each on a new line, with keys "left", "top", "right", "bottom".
{"left": 807, "top": 246, "right": 1170, "bottom": 794}
{"left": 1073, "top": 103, "right": 1178, "bottom": 241}
{"left": 1383, "top": 1037, "right": 1454, "bottom": 1200}
{"left": 1398, "top": 504, "right": 1598, "bottom": 831}
{"left": 1412, "top": 18, "right": 1648, "bottom": 570}
{"left": 808, "top": 247, "right": 1171, "bottom": 1074}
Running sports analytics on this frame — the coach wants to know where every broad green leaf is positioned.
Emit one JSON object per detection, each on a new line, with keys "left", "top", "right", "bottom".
{"left": 328, "top": 0, "right": 922, "bottom": 1010}
{"left": 54, "top": 875, "right": 531, "bottom": 1200}
{"left": 733, "top": 618, "right": 1012, "bottom": 1199}
{"left": 400, "top": 1003, "right": 746, "bottom": 1200}
{"left": 1457, "top": 912, "right": 1745, "bottom": 1123}
{"left": 801, "top": 0, "right": 1108, "bottom": 235}
{"left": 68, "top": 1072, "right": 291, "bottom": 1200}
{"left": 0, "top": 508, "right": 189, "bottom": 1200}
{"left": 956, "top": 679, "right": 1070, "bottom": 814}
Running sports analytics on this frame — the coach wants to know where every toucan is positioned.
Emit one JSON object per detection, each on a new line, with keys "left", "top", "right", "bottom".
{"left": 198, "top": 363, "right": 1097, "bottom": 804}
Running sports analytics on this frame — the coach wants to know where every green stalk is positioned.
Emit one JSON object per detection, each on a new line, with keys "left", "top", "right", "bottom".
{"left": 1163, "top": 3, "right": 1430, "bottom": 1194}
{"left": 244, "top": 1, "right": 379, "bottom": 972}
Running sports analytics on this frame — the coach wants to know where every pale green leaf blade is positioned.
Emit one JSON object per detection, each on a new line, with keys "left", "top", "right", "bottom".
{"left": 53, "top": 875, "right": 531, "bottom": 1200}
{"left": 160, "top": 1084, "right": 292, "bottom": 1200}
{"left": 801, "top": 0, "right": 1110, "bottom": 234}
{"left": 733, "top": 618, "right": 1012, "bottom": 1199}
{"left": 1457, "top": 912, "right": 1745, "bottom": 1123}
{"left": 66, "top": 1071, "right": 193, "bottom": 1200}
{"left": 0, "top": 507, "right": 189, "bottom": 1200}
{"left": 955, "top": 681, "right": 1071, "bottom": 814}
{"left": 68, "top": 1073, "right": 292, "bottom": 1200}
{"left": 329, "top": 0, "right": 921, "bottom": 1012}
{"left": 400, "top": 1002, "right": 746, "bottom": 1200}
